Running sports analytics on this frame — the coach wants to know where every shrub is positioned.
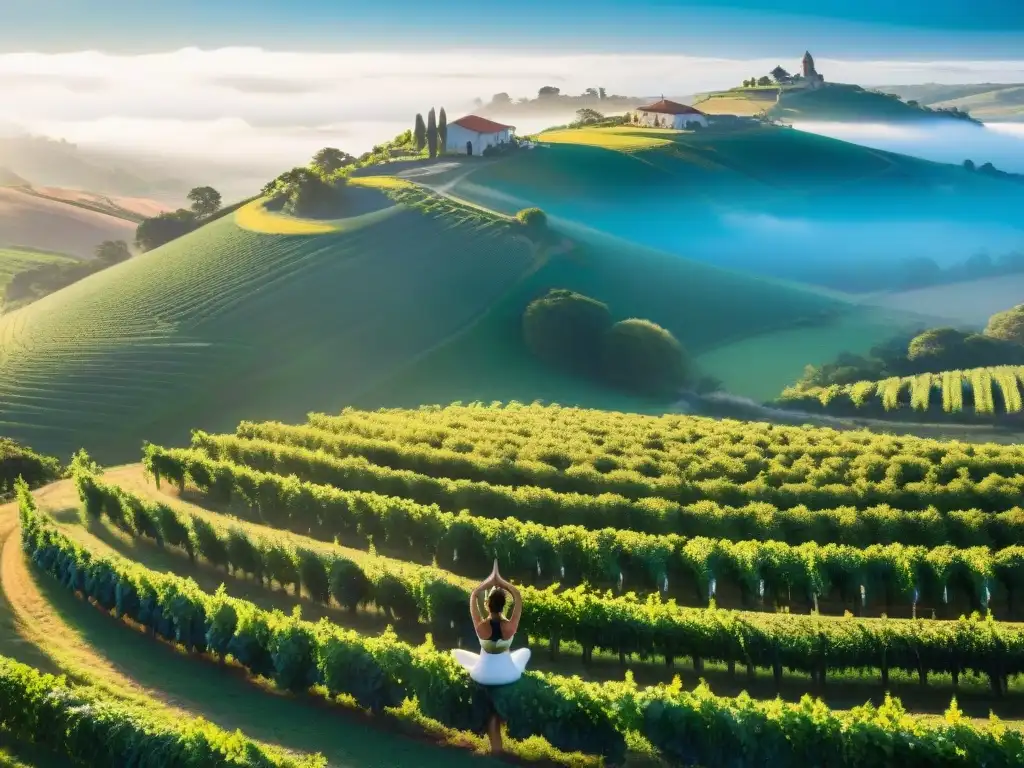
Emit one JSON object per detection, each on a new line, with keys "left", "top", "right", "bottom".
{"left": 0, "top": 439, "right": 60, "bottom": 495}
{"left": 522, "top": 289, "right": 612, "bottom": 374}
{"left": 602, "top": 319, "right": 689, "bottom": 395}
{"left": 263, "top": 167, "right": 345, "bottom": 217}
{"left": 134, "top": 209, "right": 198, "bottom": 252}
{"left": 514, "top": 207, "right": 548, "bottom": 236}
{"left": 985, "top": 304, "right": 1024, "bottom": 344}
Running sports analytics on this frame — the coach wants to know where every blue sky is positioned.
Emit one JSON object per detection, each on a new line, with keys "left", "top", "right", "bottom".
{"left": 4, "top": 0, "right": 1023, "bottom": 56}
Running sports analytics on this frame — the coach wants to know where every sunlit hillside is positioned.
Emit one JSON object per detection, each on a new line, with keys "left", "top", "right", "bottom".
{"left": 0, "top": 181, "right": 540, "bottom": 461}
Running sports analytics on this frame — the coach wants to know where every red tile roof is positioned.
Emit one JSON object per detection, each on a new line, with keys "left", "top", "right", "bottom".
{"left": 452, "top": 115, "right": 515, "bottom": 133}
{"left": 637, "top": 99, "right": 705, "bottom": 116}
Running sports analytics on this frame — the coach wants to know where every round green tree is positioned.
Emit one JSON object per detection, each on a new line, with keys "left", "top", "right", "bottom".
{"left": 515, "top": 208, "right": 548, "bottom": 241}
{"left": 907, "top": 327, "right": 969, "bottom": 362}
{"left": 602, "top": 318, "right": 689, "bottom": 396}
{"left": 984, "top": 304, "right": 1024, "bottom": 344}
{"left": 522, "top": 289, "right": 612, "bottom": 373}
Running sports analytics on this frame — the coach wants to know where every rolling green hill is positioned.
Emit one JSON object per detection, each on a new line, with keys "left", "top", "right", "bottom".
{"left": 365, "top": 222, "right": 858, "bottom": 409}
{"left": 0, "top": 181, "right": 540, "bottom": 461}
{"left": 0, "top": 161, "right": 880, "bottom": 457}
{"left": 474, "top": 125, "right": 1017, "bottom": 210}
{"left": 435, "top": 125, "right": 1024, "bottom": 398}
{"left": 694, "top": 84, "right": 979, "bottom": 123}
{"left": 768, "top": 84, "right": 979, "bottom": 123}
{"left": 11, "top": 127, "right": 1022, "bottom": 456}
{"left": 877, "top": 83, "right": 1024, "bottom": 122}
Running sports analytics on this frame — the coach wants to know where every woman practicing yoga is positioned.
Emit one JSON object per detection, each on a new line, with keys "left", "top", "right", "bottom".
{"left": 451, "top": 559, "right": 530, "bottom": 754}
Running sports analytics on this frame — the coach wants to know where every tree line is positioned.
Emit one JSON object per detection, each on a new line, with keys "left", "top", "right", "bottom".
{"left": 134, "top": 185, "right": 224, "bottom": 252}
{"left": 413, "top": 107, "right": 447, "bottom": 158}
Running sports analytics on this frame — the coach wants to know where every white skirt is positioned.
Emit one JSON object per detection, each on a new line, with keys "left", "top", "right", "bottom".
{"left": 452, "top": 645, "right": 531, "bottom": 686}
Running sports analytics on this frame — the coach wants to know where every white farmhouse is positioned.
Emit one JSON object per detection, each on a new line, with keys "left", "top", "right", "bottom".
{"left": 446, "top": 115, "right": 516, "bottom": 156}
{"left": 634, "top": 99, "right": 708, "bottom": 129}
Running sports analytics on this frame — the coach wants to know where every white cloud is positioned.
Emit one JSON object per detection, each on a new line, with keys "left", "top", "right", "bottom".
{"left": 1, "top": 47, "right": 1023, "bottom": 167}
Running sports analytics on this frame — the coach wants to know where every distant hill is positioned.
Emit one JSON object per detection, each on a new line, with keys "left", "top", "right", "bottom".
{"left": 0, "top": 186, "right": 139, "bottom": 258}
{"left": 0, "top": 167, "right": 29, "bottom": 187}
{"left": 27, "top": 186, "right": 171, "bottom": 222}
{"left": 696, "top": 83, "right": 980, "bottom": 123}
{"left": 875, "top": 83, "right": 1024, "bottom": 122}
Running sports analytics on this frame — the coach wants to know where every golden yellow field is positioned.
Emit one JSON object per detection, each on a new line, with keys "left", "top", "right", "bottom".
{"left": 349, "top": 175, "right": 417, "bottom": 191}
{"left": 538, "top": 127, "right": 674, "bottom": 150}
{"left": 694, "top": 92, "right": 778, "bottom": 116}
{"left": 233, "top": 195, "right": 400, "bottom": 235}
{"left": 233, "top": 199, "right": 339, "bottom": 234}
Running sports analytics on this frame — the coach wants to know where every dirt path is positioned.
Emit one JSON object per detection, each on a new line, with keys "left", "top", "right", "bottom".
{"left": 0, "top": 477, "right": 499, "bottom": 768}
{"left": 0, "top": 482, "right": 200, "bottom": 711}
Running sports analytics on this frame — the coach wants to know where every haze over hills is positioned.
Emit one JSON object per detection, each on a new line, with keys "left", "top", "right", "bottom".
{"left": 0, "top": 186, "right": 138, "bottom": 258}
{"left": 3, "top": 122, "right": 998, "bottom": 458}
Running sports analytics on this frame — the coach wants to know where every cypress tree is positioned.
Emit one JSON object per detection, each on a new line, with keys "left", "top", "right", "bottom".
{"left": 414, "top": 113, "right": 426, "bottom": 151}
{"left": 438, "top": 107, "right": 448, "bottom": 154}
{"left": 426, "top": 108, "right": 438, "bottom": 158}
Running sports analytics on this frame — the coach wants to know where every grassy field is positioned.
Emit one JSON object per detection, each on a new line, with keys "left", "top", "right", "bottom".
{"left": 693, "top": 89, "right": 778, "bottom": 116}
{"left": 0, "top": 183, "right": 540, "bottom": 462}
{"left": 695, "top": 307, "right": 921, "bottom": 401}
{"left": 858, "top": 273, "right": 1024, "bottom": 328}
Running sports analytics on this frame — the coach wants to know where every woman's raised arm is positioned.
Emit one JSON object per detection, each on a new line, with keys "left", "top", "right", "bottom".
{"left": 470, "top": 560, "right": 500, "bottom": 624}
{"left": 495, "top": 574, "right": 523, "bottom": 632}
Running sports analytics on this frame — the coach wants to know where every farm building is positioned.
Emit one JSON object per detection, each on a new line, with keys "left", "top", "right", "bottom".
{"left": 634, "top": 99, "right": 708, "bottom": 129}
{"left": 446, "top": 115, "right": 516, "bottom": 156}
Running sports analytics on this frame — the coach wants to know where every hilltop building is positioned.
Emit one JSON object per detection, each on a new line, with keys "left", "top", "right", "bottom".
{"left": 801, "top": 51, "right": 825, "bottom": 89}
{"left": 766, "top": 52, "right": 826, "bottom": 90}
{"left": 634, "top": 99, "right": 708, "bottom": 129}
{"left": 446, "top": 115, "right": 515, "bottom": 156}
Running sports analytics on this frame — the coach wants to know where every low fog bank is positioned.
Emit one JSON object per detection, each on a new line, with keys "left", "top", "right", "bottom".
{"left": 792, "top": 120, "right": 1024, "bottom": 174}
{"left": 2, "top": 47, "right": 1024, "bottom": 201}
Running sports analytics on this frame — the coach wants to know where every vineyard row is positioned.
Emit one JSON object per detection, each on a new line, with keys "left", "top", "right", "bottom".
{"left": 20, "top": 483, "right": 1024, "bottom": 767}
{"left": 79, "top": 469, "right": 1024, "bottom": 694}
{"left": 222, "top": 424, "right": 1024, "bottom": 515}
{"left": 779, "top": 366, "right": 1024, "bottom": 417}
{"left": 307, "top": 404, "right": 1024, "bottom": 468}
{"left": 211, "top": 427, "right": 1024, "bottom": 548}
{"left": 142, "top": 446, "right": 1024, "bottom": 619}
